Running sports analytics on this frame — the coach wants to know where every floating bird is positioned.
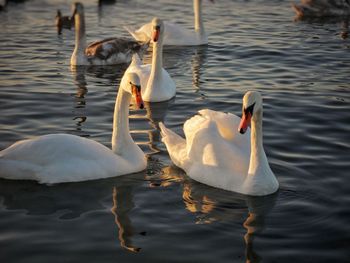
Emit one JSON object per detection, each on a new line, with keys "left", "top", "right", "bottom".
{"left": 292, "top": 0, "right": 350, "bottom": 19}
{"left": 125, "top": 0, "right": 213, "bottom": 46}
{"left": 71, "top": 2, "right": 149, "bottom": 66}
{"left": 125, "top": 18, "right": 176, "bottom": 102}
{"left": 160, "top": 91, "right": 279, "bottom": 196}
{"left": 55, "top": 9, "right": 74, "bottom": 34}
{"left": 0, "top": 72, "right": 147, "bottom": 184}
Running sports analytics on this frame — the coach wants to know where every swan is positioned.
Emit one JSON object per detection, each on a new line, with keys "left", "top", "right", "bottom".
{"left": 0, "top": 72, "right": 147, "bottom": 184}
{"left": 159, "top": 91, "right": 279, "bottom": 196}
{"left": 292, "top": 0, "right": 350, "bottom": 19}
{"left": 125, "top": 18, "right": 176, "bottom": 102}
{"left": 124, "top": 0, "right": 212, "bottom": 46}
{"left": 70, "top": 2, "right": 148, "bottom": 66}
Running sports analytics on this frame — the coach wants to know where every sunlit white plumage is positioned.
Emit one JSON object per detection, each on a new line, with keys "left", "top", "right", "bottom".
{"left": 124, "top": 0, "right": 210, "bottom": 46}
{"left": 125, "top": 18, "right": 176, "bottom": 102}
{"left": 160, "top": 91, "right": 279, "bottom": 196}
{"left": 0, "top": 73, "right": 147, "bottom": 184}
{"left": 71, "top": 2, "right": 148, "bottom": 66}
{"left": 292, "top": 0, "right": 350, "bottom": 19}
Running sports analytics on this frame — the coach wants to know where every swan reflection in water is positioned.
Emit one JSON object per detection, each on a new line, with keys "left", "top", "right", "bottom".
{"left": 0, "top": 174, "right": 147, "bottom": 253}
{"left": 138, "top": 100, "right": 174, "bottom": 154}
{"left": 70, "top": 65, "right": 127, "bottom": 133}
{"left": 190, "top": 45, "right": 208, "bottom": 95}
{"left": 111, "top": 186, "right": 142, "bottom": 253}
{"left": 152, "top": 165, "right": 277, "bottom": 263}
{"left": 71, "top": 66, "right": 88, "bottom": 132}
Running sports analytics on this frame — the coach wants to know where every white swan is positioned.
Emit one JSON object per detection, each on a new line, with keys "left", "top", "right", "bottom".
{"left": 0, "top": 73, "right": 147, "bottom": 184}
{"left": 125, "top": 18, "right": 176, "bottom": 102}
{"left": 159, "top": 91, "right": 279, "bottom": 196}
{"left": 292, "top": 0, "right": 350, "bottom": 19}
{"left": 124, "top": 0, "right": 211, "bottom": 46}
{"left": 71, "top": 2, "right": 148, "bottom": 66}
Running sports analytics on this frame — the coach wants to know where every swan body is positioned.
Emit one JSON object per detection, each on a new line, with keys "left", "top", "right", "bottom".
{"left": 71, "top": 2, "right": 148, "bottom": 66}
{"left": 292, "top": 0, "right": 350, "bottom": 19}
{"left": 0, "top": 73, "right": 147, "bottom": 184}
{"left": 125, "top": 0, "right": 209, "bottom": 46}
{"left": 125, "top": 18, "right": 176, "bottom": 102}
{"left": 160, "top": 91, "right": 279, "bottom": 196}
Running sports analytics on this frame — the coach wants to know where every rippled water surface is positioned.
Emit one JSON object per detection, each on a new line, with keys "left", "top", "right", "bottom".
{"left": 1, "top": 0, "right": 350, "bottom": 262}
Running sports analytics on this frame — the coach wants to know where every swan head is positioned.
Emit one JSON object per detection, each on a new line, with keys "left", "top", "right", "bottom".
{"left": 239, "top": 91, "right": 262, "bottom": 134}
{"left": 151, "top": 17, "right": 164, "bottom": 43}
{"left": 72, "top": 2, "right": 84, "bottom": 16}
{"left": 125, "top": 73, "right": 144, "bottom": 109}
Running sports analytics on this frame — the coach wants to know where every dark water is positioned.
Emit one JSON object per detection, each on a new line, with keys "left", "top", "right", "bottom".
{"left": 0, "top": 0, "right": 350, "bottom": 262}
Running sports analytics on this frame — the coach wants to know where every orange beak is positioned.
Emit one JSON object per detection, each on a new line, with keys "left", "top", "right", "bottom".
{"left": 238, "top": 111, "right": 252, "bottom": 134}
{"left": 132, "top": 85, "right": 144, "bottom": 109}
{"left": 152, "top": 28, "right": 160, "bottom": 42}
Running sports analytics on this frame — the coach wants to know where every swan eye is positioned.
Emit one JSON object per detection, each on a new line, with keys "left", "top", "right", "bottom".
{"left": 153, "top": 25, "right": 160, "bottom": 30}
{"left": 244, "top": 103, "right": 255, "bottom": 116}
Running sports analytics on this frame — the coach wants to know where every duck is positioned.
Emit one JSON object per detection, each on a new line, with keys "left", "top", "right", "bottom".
{"left": 159, "top": 91, "right": 279, "bottom": 196}
{"left": 292, "top": 0, "right": 350, "bottom": 19}
{"left": 55, "top": 9, "right": 74, "bottom": 35}
{"left": 125, "top": 18, "right": 176, "bottom": 102}
{"left": 124, "top": 0, "right": 212, "bottom": 46}
{"left": 70, "top": 2, "right": 149, "bottom": 66}
{"left": 0, "top": 72, "right": 147, "bottom": 184}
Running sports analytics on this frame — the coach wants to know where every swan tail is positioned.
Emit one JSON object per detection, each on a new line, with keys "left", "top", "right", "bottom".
{"left": 159, "top": 122, "right": 189, "bottom": 169}
{"left": 124, "top": 26, "right": 151, "bottom": 43}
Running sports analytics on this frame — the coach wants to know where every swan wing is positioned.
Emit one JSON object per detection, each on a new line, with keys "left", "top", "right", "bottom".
{"left": 162, "top": 21, "right": 196, "bottom": 45}
{"left": 198, "top": 109, "right": 250, "bottom": 151}
{"left": 124, "top": 23, "right": 152, "bottom": 42}
{"left": 183, "top": 111, "right": 250, "bottom": 172}
{"left": 125, "top": 21, "right": 204, "bottom": 46}
{"left": 85, "top": 37, "right": 148, "bottom": 64}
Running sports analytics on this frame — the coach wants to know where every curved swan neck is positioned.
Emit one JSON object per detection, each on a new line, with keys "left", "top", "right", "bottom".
{"left": 194, "top": 0, "right": 205, "bottom": 36}
{"left": 74, "top": 12, "right": 87, "bottom": 55}
{"left": 111, "top": 87, "right": 133, "bottom": 155}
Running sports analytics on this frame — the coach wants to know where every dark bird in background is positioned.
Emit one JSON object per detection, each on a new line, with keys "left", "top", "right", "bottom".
{"left": 55, "top": 9, "right": 75, "bottom": 34}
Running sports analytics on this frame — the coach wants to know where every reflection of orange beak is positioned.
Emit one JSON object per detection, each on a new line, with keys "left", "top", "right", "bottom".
{"left": 152, "top": 29, "right": 160, "bottom": 42}
{"left": 238, "top": 111, "right": 252, "bottom": 134}
{"left": 132, "top": 85, "right": 144, "bottom": 109}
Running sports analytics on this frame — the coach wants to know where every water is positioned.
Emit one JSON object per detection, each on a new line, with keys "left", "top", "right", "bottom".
{"left": 0, "top": 0, "right": 349, "bottom": 262}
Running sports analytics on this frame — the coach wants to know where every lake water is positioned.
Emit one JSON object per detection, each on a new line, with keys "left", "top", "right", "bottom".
{"left": 0, "top": 0, "right": 349, "bottom": 262}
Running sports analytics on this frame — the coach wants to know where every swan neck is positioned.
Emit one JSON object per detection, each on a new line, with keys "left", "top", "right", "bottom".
{"left": 112, "top": 87, "right": 133, "bottom": 155}
{"left": 74, "top": 12, "right": 87, "bottom": 54}
{"left": 151, "top": 41, "right": 163, "bottom": 73}
{"left": 194, "top": 0, "right": 205, "bottom": 35}
{"left": 249, "top": 110, "right": 265, "bottom": 173}
{"left": 147, "top": 39, "right": 163, "bottom": 87}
